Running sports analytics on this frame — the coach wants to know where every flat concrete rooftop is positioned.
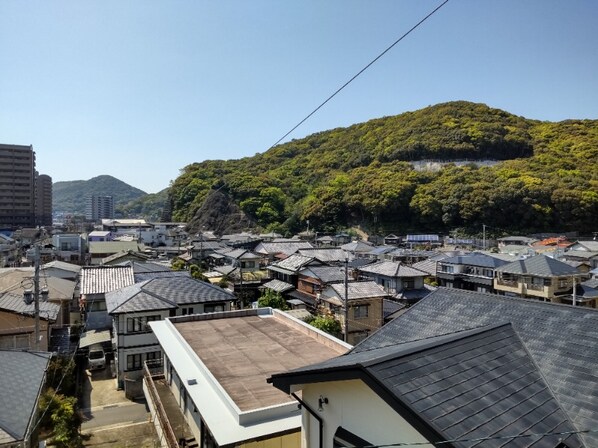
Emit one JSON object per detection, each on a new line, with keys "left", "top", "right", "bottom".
{"left": 173, "top": 312, "right": 347, "bottom": 411}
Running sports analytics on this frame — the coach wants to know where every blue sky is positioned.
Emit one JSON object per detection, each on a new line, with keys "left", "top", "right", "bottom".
{"left": 1, "top": 1, "right": 597, "bottom": 194}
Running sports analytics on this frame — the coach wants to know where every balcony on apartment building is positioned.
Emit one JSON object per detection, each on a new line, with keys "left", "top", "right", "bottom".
{"left": 143, "top": 360, "right": 198, "bottom": 448}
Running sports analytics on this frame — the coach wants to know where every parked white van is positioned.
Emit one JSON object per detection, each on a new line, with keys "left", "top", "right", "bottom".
{"left": 88, "top": 344, "right": 106, "bottom": 370}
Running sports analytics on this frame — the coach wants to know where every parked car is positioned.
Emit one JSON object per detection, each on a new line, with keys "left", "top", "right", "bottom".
{"left": 88, "top": 344, "right": 106, "bottom": 370}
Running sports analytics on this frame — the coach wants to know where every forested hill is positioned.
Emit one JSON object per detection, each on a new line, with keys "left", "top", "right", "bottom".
{"left": 53, "top": 175, "right": 147, "bottom": 214}
{"left": 169, "top": 101, "right": 598, "bottom": 236}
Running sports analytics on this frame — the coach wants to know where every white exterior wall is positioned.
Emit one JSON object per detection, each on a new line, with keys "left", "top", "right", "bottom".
{"left": 114, "top": 311, "right": 169, "bottom": 383}
{"left": 300, "top": 379, "right": 433, "bottom": 448}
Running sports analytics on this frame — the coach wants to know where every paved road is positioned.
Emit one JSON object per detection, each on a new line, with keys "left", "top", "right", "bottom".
{"left": 80, "top": 364, "right": 157, "bottom": 447}
{"left": 82, "top": 400, "right": 149, "bottom": 430}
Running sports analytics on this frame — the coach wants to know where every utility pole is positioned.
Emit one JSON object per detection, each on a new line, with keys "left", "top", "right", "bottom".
{"left": 344, "top": 257, "right": 349, "bottom": 343}
{"left": 572, "top": 276, "right": 576, "bottom": 307}
{"left": 33, "top": 244, "right": 40, "bottom": 351}
{"left": 482, "top": 224, "right": 487, "bottom": 251}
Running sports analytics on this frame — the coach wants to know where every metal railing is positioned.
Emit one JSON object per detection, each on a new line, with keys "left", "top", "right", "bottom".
{"left": 143, "top": 361, "right": 178, "bottom": 448}
{"left": 496, "top": 279, "right": 518, "bottom": 287}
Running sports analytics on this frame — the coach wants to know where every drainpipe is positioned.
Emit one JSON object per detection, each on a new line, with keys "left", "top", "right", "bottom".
{"left": 291, "top": 392, "right": 323, "bottom": 448}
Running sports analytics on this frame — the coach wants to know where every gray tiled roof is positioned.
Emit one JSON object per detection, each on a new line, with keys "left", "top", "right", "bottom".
{"left": 262, "top": 279, "right": 294, "bottom": 293}
{"left": 106, "top": 282, "right": 176, "bottom": 314}
{"left": 270, "top": 324, "right": 584, "bottom": 448}
{"left": 120, "top": 261, "right": 172, "bottom": 273}
{"left": 254, "top": 241, "right": 314, "bottom": 256}
{"left": 0, "top": 292, "right": 60, "bottom": 321}
{"left": 340, "top": 241, "right": 373, "bottom": 253}
{"left": 495, "top": 254, "right": 579, "bottom": 276}
{"left": 80, "top": 266, "right": 135, "bottom": 295}
{"left": 297, "top": 248, "right": 348, "bottom": 263}
{"left": 354, "top": 287, "right": 598, "bottom": 446}
{"left": 440, "top": 252, "right": 510, "bottom": 268}
{"left": 358, "top": 260, "right": 427, "bottom": 278}
{"left": 326, "top": 281, "right": 388, "bottom": 301}
{"left": 134, "top": 270, "right": 191, "bottom": 283}
{"left": 269, "top": 254, "right": 314, "bottom": 273}
{"left": 141, "top": 276, "right": 236, "bottom": 306}
{"left": 107, "top": 276, "right": 236, "bottom": 314}
{"left": 300, "top": 266, "right": 346, "bottom": 283}
{"left": 0, "top": 351, "right": 52, "bottom": 444}
{"left": 42, "top": 260, "right": 82, "bottom": 273}
{"left": 573, "top": 241, "right": 598, "bottom": 251}
{"left": 411, "top": 258, "right": 438, "bottom": 276}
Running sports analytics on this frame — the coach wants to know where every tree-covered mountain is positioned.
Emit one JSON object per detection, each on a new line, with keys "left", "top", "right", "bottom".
{"left": 53, "top": 175, "right": 148, "bottom": 215}
{"left": 166, "top": 101, "right": 597, "bottom": 236}
{"left": 116, "top": 188, "right": 169, "bottom": 221}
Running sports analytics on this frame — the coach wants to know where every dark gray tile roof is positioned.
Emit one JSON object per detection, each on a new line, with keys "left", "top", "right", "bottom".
{"left": 270, "top": 324, "right": 584, "bottom": 448}
{"left": 134, "top": 270, "right": 191, "bottom": 283}
{"left": 353, "top": 288, "right": 598, "bottom": 446}
{"left": 0, "top": 351, "right": 51, "bottom": 444}
{"left": 358, "top": 260, "right": 427, "bottom": 278}
{"left": 0, "top": 292, "right": 60, "bottom": 321}
{"left": 441, "top": 252, "right": 510, "bottom": 268}
{"left": 120, "top": 261, "right": 173, "bottom": 273}
{"left": 340, "top": 241, "right": 373, "bottom": 253}
{"left": 300, "top": 265, "right": 346, "bottom": 283}
{"left": 106, "top": 282, "right": 176, "bottom": 314}
{"left": 383, "top": 299, "right": 405, "bottom": 318}
{"left": 495, "top": 254, "right": 579, "bottom": 276}
{"left": 107, "top": 276, "right": 236, "bottom": 314}
{"left": 141, "top": 276, "right": 236, "bottom": 306}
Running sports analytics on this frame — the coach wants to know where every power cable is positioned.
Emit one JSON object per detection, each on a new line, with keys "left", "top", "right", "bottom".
{"left": 269, "top": 0, "right": 450, "bottom": 149}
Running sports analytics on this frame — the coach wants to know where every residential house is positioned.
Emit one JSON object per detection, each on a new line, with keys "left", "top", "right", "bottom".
{"left": 145, "top": 308, "right": 350, "bottom": 448}
{"left": 315, "top": 235, "right": 335, "bottom": 247}
{"left": 189, "top": 240, "right": 225, "bottom": 266}
{"left": 561, "top": 250, "right": 598, "bottom": 270}
{"left": 269, "top": 318, "right": 586, "bottom": 448}
{"left": 80, "top": 265, "right": 135, "bottom": 330}
{"left": 494, "top": 254, "right": 591, "bottom": 306}
{"left": 87, "top": 240, "right": 146, "bottom": 265}
{"left": 333, "top": 233, "right": 351, "bottom": 245}
{"left": 0, "top": 233, "right": 18, "bottom": 267}
{"left": 0, "top": 350, "right": 52, "bottom": 448}
{"left": 436, "top": 252, "right": 510, "bottom": 294}
{"left": 254, "top": 240, "right": 314, "bottom": 263}
{"left": 0, "top": 292, "right": 60, "bottom": 351}
{"left": 496, "top": 235, "right": 537, "bottom": 248}
{"left": 384, "top": 248, "right": 438, "bottom": 264}
{"left": 106, "top": 276, "right": 236, "bottom": 398}
{"left": 383, "top": 234, "right": 400, "bottom": 245}
{"left": 404, "top": 234, "right": 442, "bottom": 248}
{"left": 324, "top": 288, "right": 595, "bottom": 447}
{"left": 0, "top": 267, "right": 75, "bottom": 326}
{"left": 361, "top": 245, "right": 395, "bottom": 261}
{"left": 568, "top": 240, "right": 598, "bottom": 253}
{"left": 221, "top": 248, "right": 262, "bottom": 271}
{"left": 531, "top": 236, "right": 575, "bottom": 254}
{"left": 293, "top": 265, "right": 347, "bottom": 310}
{"left": 340, "top": 240, "right": 373, "bottom": 259}
{"left": 42, "top": 260, "right": 81, "bottom": 281}
{"left": 357, "top": 260, "right": 427, "bottom": 297}
{"left": 297, "top": 247, "right": 348, "bottom": 265}
{"left": 320, "top": 281, "right": 390, "bottom": 344}
{"left": 88, "top": 230, "right": 113, "bottom": 242}
{"left": 51, "top": 233, "right": 86, "bottom": 263}
{"left": 101, "top": 250, "right": 152, "bottom": 266}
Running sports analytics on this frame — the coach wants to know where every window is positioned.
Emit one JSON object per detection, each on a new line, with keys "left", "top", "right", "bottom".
{"left": 126, "top": 354, "right": 142, "bottom": 370}
{"left": 127, "top": 315, "right": 161, "bottom": 333}
{"left": 146, "top": 351, "right": 161, "bottom": 361}
{"left": 181, "top": 307, "right": 194, "bottom": 315}
{"left": 353, "top": 304, "right": 369, "bottom": 319}
{"left": 204, "top": 303, "right": 225, "bottom": 313}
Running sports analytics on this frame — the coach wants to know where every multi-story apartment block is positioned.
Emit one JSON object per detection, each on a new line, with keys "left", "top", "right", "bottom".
{"left": 85, "top": 195, "right": 114, "bottom": 221}
{"left": 0, "top": 144, "right": 36, "bottom": 230}
{"left": 0, "top": 144, "right": 52, "bottom": 230}
{"left": 35, "top": 173, "right": 53, "bottom": 226}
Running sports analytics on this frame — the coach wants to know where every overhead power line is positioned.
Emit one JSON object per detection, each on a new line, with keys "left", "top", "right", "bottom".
{"left": 269, "top": 0, "right": 451, "bottom": 150}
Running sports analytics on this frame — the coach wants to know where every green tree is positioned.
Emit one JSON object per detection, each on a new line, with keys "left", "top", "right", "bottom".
{"left": 305, "top": 315, "right": 342, "bottom": 338}
{"left": 257, "top": 290, "right": 288, "bottom": 310}
{"left": 39, "top": 389, "right": 82, "bottom": 448}
{"left": 171, "top": 258, "right": 186, "bottom": 271}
